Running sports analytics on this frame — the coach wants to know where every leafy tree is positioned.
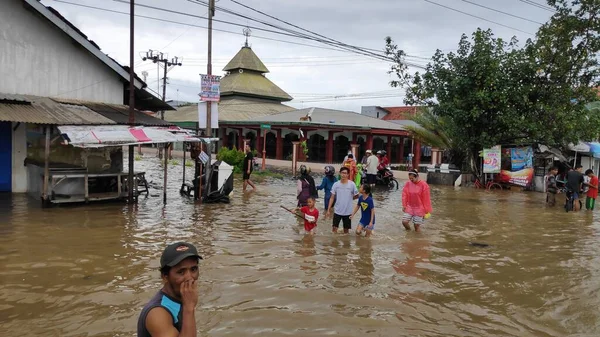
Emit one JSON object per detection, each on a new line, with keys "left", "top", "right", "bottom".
{"left": 385, "top": 0, "right": 600, "bottom": 174}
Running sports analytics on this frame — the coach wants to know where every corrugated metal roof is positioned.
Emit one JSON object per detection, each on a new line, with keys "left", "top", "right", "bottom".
{"left": 220, "top": 71, "right": 293, "bottom": 102}
{"left": 51, "top": 97, "right": 172, "bottom": 126}
{"left": 0, "top": 95, "right": 115, "bottom": 125}
{"left": 247, "top": 107, "right": 407, "bottom": 131}
{"left": 223, "top": 47, "right": 270, "bottom": 73}
{"left": 164, "top": 98, "right": 295, "bottom": 123}
{"left": 0, "top": 93, "right": 172, "bottom": 125}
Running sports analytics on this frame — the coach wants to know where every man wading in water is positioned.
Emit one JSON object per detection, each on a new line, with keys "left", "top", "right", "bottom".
{"left": 137, "top": 242, "right": 202, "bottom": 337}
{"left": 326, "top": 166, "right": 359, "bottom": 234}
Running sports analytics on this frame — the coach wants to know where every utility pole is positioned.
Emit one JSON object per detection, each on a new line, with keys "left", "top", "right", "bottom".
{"left": 206, "top": 0, "right": 215, "bottom": 138}
{"left": 127, "top": 0, "right": 136, "bottom": 204}
{"left": 142, "top": 50, "right": 182, "bottom": 159}
{"left": 196, "top": 0, "right": 216, "bottom": 202}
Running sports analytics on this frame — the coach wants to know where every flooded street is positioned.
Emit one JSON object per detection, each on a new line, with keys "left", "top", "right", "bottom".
{"left": 1, "top": 156, "right": 600, "bottom": 337}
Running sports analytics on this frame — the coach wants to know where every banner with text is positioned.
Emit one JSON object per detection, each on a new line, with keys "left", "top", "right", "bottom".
{"left": 483, "top": 146, "right": 501, "bottom": 173}
{"left": 200, "top": 74, "right": 221, "bottom": 102}
{"left": 510, "top": 146, "right": 533, "bottom": 171}
{"left": 499, "top": 168, "right": 534, "bottom": 187}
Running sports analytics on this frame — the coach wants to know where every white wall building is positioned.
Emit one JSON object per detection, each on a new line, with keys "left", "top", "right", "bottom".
{"left": 0, "top": 0, "right": 165, "bottom": 193}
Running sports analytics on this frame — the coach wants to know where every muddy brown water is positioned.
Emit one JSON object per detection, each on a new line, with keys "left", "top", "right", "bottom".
{"left": 1, "top": 156, "right": 600, "bottom": 336}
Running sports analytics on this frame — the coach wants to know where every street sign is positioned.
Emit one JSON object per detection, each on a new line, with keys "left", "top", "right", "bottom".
{"left": 199, "top": 151, "right": 210, "bottom": 165}
{"left": 260, "top": 124, "right": 271, "bottom": 129}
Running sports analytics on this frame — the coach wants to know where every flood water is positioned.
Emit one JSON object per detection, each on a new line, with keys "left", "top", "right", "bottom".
{"left": 1, "top": 156, "right": 600, "bottom": 337}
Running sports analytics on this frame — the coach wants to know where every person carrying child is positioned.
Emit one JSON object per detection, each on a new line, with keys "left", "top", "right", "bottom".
{"left": 297, "top": 165, "right": 317, "bottom": 207}
{"left": 585, "top": 169, "right": 598, "bottom": 211}
{"left": 350, "top": 184, "right": 375, "bottom": 237}
{"left": 297, "top": 197, "right": 319, "bottom": 235}
{"left": 317, "top": 166, "right": 337, "bottom": 212}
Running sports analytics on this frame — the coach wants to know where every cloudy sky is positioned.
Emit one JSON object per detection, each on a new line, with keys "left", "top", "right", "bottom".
{"left": 43, "top": 0, "right": 554, "bottom": 112}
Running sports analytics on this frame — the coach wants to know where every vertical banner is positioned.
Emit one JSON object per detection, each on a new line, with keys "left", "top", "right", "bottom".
{"left": 483, "top": 145, "right": 501, "bottom": 173}
{"left": 200, "top": 74, "right": 221, "bottom": 102}
{"left": 198, "top": 102, "right": 219, "bottom": 129}
{"left": 510, "top": 146, "right": 533, "bottom": 170}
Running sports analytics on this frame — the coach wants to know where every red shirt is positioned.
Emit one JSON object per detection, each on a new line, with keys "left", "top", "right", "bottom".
{"left": 300, "top": 206, "right": 319, "bottom": 232}
{"left": 588, "top": 176, "right": 599, "bottom": 198}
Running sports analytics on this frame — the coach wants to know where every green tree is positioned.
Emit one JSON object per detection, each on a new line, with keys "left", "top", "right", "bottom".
{"left": 385, "top": 0, "right": 599, "bottom": 174}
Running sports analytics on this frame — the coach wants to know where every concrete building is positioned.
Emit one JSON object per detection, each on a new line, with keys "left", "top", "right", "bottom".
{"left": 0, "top": 0, "right": 171, "bottom": 193}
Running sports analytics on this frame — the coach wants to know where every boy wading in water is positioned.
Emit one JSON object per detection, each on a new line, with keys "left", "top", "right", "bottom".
{"left": 350, "top": 184, "right": 375, "bottom": 237}
{"left": 326, "top": 166, "right": 359, "bottom": 234}
{"left": 297, "top": 197, "right": 319, "bottom": 235}
{"left": 585, "top": 169, "right": 598, "bottom": 211}
{"left": 401, "top": 169, "right": 432, "bottom": 232}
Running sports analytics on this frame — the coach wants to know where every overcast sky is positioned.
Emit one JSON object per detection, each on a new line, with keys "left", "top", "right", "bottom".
{"left": 43, "top": 0, "right": 554, "bottom": 112}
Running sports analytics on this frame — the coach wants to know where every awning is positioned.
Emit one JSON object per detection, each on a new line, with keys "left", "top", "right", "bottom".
{"left": 568, "top": 142, "right": 600, "bottom": 158}
{"left": 58, "top": 125, "right": 202, "bottom": 148}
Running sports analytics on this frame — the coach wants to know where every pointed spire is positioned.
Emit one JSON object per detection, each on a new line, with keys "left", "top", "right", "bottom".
{"left": 243, "top": 27, "right": 251, "bottom": 48}
{"left": 223, "top": 45, "right": 269, "bottom": 73}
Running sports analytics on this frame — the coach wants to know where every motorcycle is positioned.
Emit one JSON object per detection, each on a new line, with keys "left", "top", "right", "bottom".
{"left": 375, "top": 166, "right": 399, "bottom": 190}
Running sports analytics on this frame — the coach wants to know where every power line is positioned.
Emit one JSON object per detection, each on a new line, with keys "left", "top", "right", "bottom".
{"left": 518, "top": 0, "right": 556, "bottom": 12}
{"left": 459, "top": 0, "right": 544, "bottom": 25}
{"left": 421, "top": 0, "right": 535, "bottom": 35}
{"left": 190, "top": 0, "right": 400, "bottom": 64}
{"left": 52, "top": 0, "right": 389, "bottom": 56}
{"left": 57, "top": 0, "right": 427, "bottom": 69}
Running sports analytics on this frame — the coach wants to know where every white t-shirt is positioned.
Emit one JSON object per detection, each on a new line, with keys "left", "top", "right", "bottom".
{"left": 366, "top": 155, "right": 379, "bottom": 175}
{"left": 331, "top": 180, "right": 359, "bottom": 216}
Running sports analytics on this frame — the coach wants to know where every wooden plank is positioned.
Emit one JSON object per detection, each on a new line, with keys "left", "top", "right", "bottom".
{"left": 42, "top": 126, "right": 50, "bottom": 203}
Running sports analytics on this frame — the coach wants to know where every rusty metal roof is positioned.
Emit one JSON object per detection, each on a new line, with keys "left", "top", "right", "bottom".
{"left": 0, "top": 94, "right": 115, "bottom": 125}
{"left": 0, "top": 94, "right": 172, "bottom": 126}
{"left": 52, "top": 98, "right": 172, "bottom": 126}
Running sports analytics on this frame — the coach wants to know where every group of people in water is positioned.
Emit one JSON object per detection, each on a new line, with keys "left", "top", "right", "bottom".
{"left": 293, "top": 149, "right": 432, "bottom": 236}
{"left": 137, "top": 150, "right": 433, "bottom": 337}
{"left": 546, "top": 164, "right": 598, "bottom": 211}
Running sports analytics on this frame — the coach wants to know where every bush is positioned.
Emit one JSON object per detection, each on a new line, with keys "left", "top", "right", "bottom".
{"left": 217, "top": 147, "right": 246, "bottom": 174}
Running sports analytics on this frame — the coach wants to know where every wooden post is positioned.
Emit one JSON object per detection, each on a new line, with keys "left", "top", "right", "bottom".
{"left": 182, "top": 142, "right": 187, "bottom": 184}
{"left": 292, "top": 141, "right": 300, "bottom": 176}
{"left": 163, "top": 143, "right": 169, "bottom": 204}
{"left": 350, "top": 143, "right": 359, "bottom": 160}
{"left": 42, "top": 126, "right": 50, "bottom": 204}
{"left": 262, "top": 129, "right": 266, "bottom": 170}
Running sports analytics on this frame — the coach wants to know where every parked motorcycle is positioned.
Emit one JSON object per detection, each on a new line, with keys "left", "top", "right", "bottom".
{"left": 375, "top": 167, "right": 399, "bottom": 190}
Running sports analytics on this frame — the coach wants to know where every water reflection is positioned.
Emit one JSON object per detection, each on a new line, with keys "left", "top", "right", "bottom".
{"left": 1, "top": 156, "right": 600, "bottom": 336}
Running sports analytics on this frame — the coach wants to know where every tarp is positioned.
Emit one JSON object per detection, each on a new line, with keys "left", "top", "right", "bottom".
{"left": 58, "top": 125, "right": 202, "bottom": 148}
{"left": 568, "top": 142, "right": 600, "bottom": 158}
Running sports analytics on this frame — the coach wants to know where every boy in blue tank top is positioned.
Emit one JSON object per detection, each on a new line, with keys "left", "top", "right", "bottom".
{"left": 350, "top": 184, "right": 375, "bottom": 237}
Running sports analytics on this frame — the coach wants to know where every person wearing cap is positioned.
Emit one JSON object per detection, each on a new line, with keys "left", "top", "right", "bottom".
{"left": 365, "top": 150, "right": 379, "bottom": 188}
{"left": 401, "top": 169, "right": 432, "bottom": 232}
{"left": 137, "top": 242, "right": 203, "bottom": 337}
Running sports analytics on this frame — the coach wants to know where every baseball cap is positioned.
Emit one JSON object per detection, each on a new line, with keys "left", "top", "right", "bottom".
{"left": 408, "top": 169, "right": 419, "bottom": 177}
{"left": 160, "top": 242, "right": 202, "bottom": 268}
{"left": 366, "top": 149, "right": 372, "bottom": 153}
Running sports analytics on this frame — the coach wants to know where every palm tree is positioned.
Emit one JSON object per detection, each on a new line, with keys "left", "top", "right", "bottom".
{"left": 403, "top": 107, "right": 464, "bottom": 167}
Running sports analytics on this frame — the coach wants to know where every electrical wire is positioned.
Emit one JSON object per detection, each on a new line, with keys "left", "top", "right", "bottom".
{"left": 52, "top": 0, "right": 387, "bottom": 55}
{"left": 459, "top": 0, "right": 544, "bottom": 24}
{"left": 421, "top": 0, "right": 535, "bottom": 35}
{"left": 188, "top": 0, "right": 400, "bottom": 63}
{"left": 518, "top": 0, "right": 556, "bottom": 12}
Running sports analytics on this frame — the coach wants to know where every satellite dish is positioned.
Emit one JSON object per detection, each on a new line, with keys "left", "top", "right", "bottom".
{"left": 239, "top": 69, "right": 244, "bottom": 73}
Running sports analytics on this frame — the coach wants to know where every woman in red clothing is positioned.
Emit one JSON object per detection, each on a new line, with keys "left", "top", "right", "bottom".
{"left": 401, "top": 169, "right": 432, "bottom": 232}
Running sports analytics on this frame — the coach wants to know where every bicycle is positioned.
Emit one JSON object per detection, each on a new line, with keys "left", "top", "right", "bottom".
{"left": 474, "top": 176, "right": 502, "bottom": 191}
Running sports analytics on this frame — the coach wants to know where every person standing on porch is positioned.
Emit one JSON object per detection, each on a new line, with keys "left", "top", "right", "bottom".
{"left": 243, "top": 145, "right": 256, "bottom": 192}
